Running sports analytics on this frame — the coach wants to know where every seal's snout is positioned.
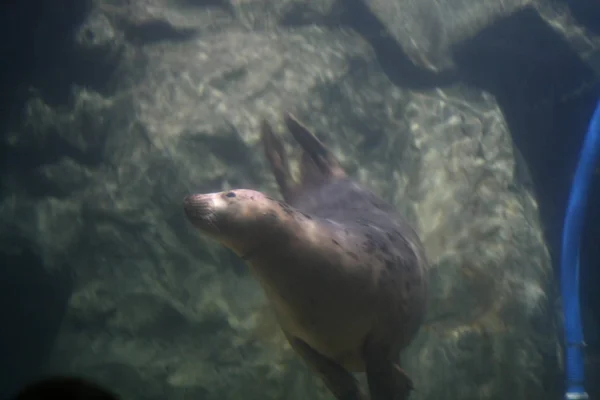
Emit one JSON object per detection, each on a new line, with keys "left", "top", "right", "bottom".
{"left": 183, "top": 194, "right": 214, "bottom": 223}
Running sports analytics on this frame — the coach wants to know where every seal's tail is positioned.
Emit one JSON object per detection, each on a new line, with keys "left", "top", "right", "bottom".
{"left": 299, "top": 149, "right": 329, "bottom": 189}
{"left": 284, "top": 113, "right": 347, "bottom": 180}
{"left": 260, "top": 119, "right": 298, "bottom": 202}
{"left": 261, "top": 113, "right": 347, "bottom": 201}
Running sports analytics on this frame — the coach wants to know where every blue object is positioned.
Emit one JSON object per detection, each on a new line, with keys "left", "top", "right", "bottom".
{"left": 561, "top": 99, "right": 600, "bottom": 400}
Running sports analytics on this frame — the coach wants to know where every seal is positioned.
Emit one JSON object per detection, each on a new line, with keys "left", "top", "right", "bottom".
{"left": 183, "top": 113, "right": 428, "bottom": 400}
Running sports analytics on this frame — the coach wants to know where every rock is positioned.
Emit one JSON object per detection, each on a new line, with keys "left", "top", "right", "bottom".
{"left": 5, "top": 0, "right": 599, "bottom": 399}
{"left": 360, "top": 0, "right": 533, "bottom": 72}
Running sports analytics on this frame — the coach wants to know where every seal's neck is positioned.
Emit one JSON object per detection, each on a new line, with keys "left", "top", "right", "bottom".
{"left": 227, "top": 222, "right": 297, "bottom": 263}
{"left": 241, "top": 244, "right": 266, "bottom": 261}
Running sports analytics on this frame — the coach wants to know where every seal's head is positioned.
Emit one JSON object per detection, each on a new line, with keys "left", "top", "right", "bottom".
{"left": 183, "top": 189, "right": 291, "bottom": 257}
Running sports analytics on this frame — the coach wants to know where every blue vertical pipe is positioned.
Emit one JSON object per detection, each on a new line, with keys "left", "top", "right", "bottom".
{"left": 561, "top": 98, "right": 600, "bottom": 399}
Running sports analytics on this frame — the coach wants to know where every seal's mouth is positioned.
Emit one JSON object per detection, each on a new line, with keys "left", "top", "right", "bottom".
{"left": 183, "top": 194, "right": 218, "bottom": 231}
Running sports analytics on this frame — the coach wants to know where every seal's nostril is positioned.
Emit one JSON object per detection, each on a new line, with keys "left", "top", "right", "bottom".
{"left": 183, "top": 195, "right": 213, "bottom": 220}
{"left": 183, "top": 195, "right": 191, "bottom": 204}
{"left": 183, "top": 195, "right": 200, "bottom": 215}
{"left": 184, "top": 194, "right": 202, "bottom": 205}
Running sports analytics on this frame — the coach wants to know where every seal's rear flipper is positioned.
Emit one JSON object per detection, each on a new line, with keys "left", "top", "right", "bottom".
{"left": 284, "top": 113, "right": 346, "bottom": 180}
{"left": 363, "top": 340, "right": 414, "bottom": 400}
{"left": 260, "top": 119, "right": 298, "bottom": 202}
{"left": 286, "top": 334, "right": 366, "bottom": 400}
{"left": 299, "top": 150, "right": 329, "bottom": 189}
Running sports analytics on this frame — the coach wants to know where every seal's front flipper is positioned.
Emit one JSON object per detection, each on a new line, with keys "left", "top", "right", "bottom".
{"left": 286, "top": 335, "right": 366, "bottom": 400}
{"left": 284, "top": 113, "right": 347, "bottom": 180}
{"left": 363, "top": 341, "right": 414, "bottom": 400}
{"left": 261, "top": 119, "right": 298, "bottom": 202}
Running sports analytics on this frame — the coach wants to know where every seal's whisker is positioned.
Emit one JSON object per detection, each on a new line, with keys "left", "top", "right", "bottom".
{"left": 204, "top": 211, "right": 220, "bottom": 233}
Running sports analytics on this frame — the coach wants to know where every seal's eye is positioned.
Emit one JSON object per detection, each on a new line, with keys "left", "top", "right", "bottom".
{"left": 225, "top": 192, "right": 236, "bottom": 198}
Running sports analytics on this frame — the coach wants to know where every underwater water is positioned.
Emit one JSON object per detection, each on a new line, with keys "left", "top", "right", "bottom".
{"left": 1, "top": 0, "right": 600, "bottom": 399}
